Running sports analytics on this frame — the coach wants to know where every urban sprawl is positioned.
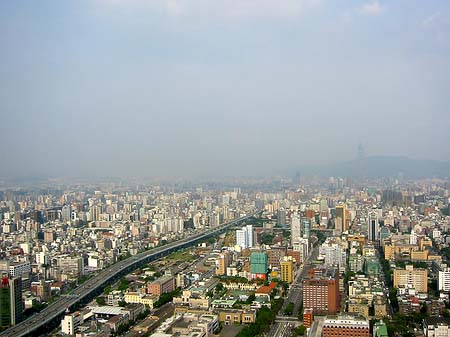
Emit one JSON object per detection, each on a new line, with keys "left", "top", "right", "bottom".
{"left": 0, "top": 177, "right": 449, "bottom": 337}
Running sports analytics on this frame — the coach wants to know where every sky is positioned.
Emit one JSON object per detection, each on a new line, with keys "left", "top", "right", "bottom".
{"left": 0, "top": 0, "right": 449, "bottom": 178}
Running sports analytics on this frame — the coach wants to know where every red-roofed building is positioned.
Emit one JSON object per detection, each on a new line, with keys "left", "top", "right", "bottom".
{"left": 255, "top": 282, "right": 276, "bottom": 302}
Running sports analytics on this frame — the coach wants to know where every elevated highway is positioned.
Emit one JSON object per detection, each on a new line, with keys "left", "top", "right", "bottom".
{"left": 0, "top": 214, "right": 254, "bottom": 337}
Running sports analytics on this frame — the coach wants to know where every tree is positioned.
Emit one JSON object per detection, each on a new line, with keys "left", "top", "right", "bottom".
{"left": 293, "top": 325, "right": 306, "bottom": 336}
{"left": 96, "top": 297, "right": 106, "bottom": 306}
{"left": 246, "top": 294, "right": 255, "bottom": 304}
{"left": 261, "top": 233, "right": 274, "bottom": 245}
{"left": 215, "top": 283, "right": 224, "bottom": 293}
{"left": 284, "top": 302, "right": 294, "bottom": 316}
{"left": 118, "top": 278, "right": 130, "bottom": 291}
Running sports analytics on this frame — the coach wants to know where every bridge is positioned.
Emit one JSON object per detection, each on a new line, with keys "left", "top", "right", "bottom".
{"left": 0, "top": 214, "right": 255, "bottom": 337}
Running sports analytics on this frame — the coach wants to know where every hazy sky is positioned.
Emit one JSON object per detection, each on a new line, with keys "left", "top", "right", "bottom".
{"left": 1, "top": 0, "right": 449, "bottom": 178}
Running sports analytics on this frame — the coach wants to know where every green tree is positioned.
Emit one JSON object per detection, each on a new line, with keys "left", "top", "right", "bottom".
{"left": 215, "top": 283, "right": 224, "bottom": 293}
{"left": 96, "top": 296, "right": 106, "bottom": 306}
{"left": 284, "top": 302, "right": 294, "bottom": 316}
{"left": 246, "top": 294, "right": 256, "bottom": 304}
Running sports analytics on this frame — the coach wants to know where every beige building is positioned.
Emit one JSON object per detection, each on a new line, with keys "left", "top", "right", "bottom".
{"left": 348, "top": 300, "right": 369, "bottom": 318}
{"left": 124, "top": 292, "right": 158, "bottom": 308}
{"left": 393, "top": 265, "right": 428, "bottom": 293}
{"left": 373, "top": 295, "right": 387, "bottom": 318}
{"left": 173, "top": 290, "right": 211, "bottom": 310}
{"left": 218, "top": 309, "right": 256, "bottom": 325}
{"left": 216, "top": 252, "right": 230, "bottom": 276}
{"left": 281, "top": 257, "right": 294, "bottom": 283}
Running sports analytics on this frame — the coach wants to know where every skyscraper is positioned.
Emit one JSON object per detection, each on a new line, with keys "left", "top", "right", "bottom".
{"left": 9, "top": 277, "right": 22, "bottom": 326}
{"left": 335, "top": 205, "right": 346, "bottom": 232}
{"left": 368, "top": 211, "right": 379, "bottom": 242}
{"left": 277, "top": 208, "right": 287, "bottom": 226}
{"left": 302, "top": 219, "right": 311, "bottom": 239}
{"left": 0, "top": 276, "right": 23, "bottom": 328}
{"left": 0, "top": 277, "right": 10, "bottom": 328}
{"left": 291, "top": 213, "right": 301, "bottom": 246}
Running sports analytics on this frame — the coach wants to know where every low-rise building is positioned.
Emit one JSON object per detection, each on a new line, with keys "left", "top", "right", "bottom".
{"left": 322, "top": 314, "right": 370, "bottom": 337}
{"left": 218, "top": 309, "right": 256, "bottom": 325}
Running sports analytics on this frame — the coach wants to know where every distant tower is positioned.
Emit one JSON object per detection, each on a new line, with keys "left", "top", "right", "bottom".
{"left": 357, "top": 142, "right": 365, "bottom": 161}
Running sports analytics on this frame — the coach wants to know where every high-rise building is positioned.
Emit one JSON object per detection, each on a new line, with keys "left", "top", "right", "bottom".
{"left": 250, "top": 252, "right": 268, "bottom": 279}
{"left": 61, "top": 205, "right": 72, "bottom": 222}
{"left": 9, "top": 277, "right": 22, "bottom": 326}
{"left": 216, "top": 252, "right": 230, "bottom": 276}
{"left": 302, "top": 219, "right": 311, "bottom": 239}
{"left": 438, "top": 268, "right": 450, "bottom": 292}
{"left": 291, "top": 214, "right": 301, "bottom": 246}
{"left": 303, "top": 269, "right": 339, "bottom": 315}
{"left": 281, "top": 257, "right": 294, "bottom": 283}
{"left": 0, "top": 277, "right": 10, "bottom": 328}
{"left": 277, "top": 208, "right": 287, "bottom": 226}
{"left": 0, "top": 276, "right": 23, "bottom": 328}
{"left": 235, "top": 225, "right": 253, "bottom": 249}
{"left": 322, "top": 314, "right": 370, "bottom": 337}
{"left": 335, "top": 205, "right": 346, "bottom": 232}
{"left": 394, "top": 265, "right": 428, "bottom": 293}
{"left": 368, "top": 211, "right": 379, "bottom": 241}
{"left": 267, "top": 246, "right": 286, "bottom": 269}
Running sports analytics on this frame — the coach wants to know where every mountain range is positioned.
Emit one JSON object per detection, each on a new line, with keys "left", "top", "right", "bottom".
{"left": 297, "top": 156, "right": 450, "bottom": 179}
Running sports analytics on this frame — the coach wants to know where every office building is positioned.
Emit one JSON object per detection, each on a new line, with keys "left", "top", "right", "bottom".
{"left": 303, "top": 269, "right": 339, "bottom": 315}
{"left": 302, "top": 219, "right": 311, "bottom": 239}
{"left": 368, "top": 211, "right": 379, "bottom": 242}
{"left": 277, "top": 208, "right": 287, "bottom": 226}
{"left": 335, "top": 205, "right": 346, "bottom": 232}
{"left": 0, "top": 276, "right": 23, "bottom": 328}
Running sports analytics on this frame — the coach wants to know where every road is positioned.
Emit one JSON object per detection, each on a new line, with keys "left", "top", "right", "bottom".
{"left": 280, "top": 245, "right": 319, "bottom": 315}
{"left": 0, "top": 215, "right": 254, "bottom": 337}
{"left": 272, "top": 245, "right": 319, "bottom": 337}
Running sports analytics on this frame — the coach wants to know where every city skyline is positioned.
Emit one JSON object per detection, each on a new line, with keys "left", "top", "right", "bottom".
{"left": 1, "top": 0, "right": 450, "bottom": 178}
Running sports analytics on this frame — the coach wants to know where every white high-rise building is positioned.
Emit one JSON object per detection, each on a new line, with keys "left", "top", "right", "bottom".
{"left": 293, "top": 238, "right": 309, "bottom": 263}
{"left": 320, "top": 239, "right": 346, "bottom": 271}
{"left": 291, "top": 214, "right": 301, "bottom": 246}
{"left": 236, "top": 225, "right": 253, "bottom": 249}
{"left": 410, "top": 229, "right": 418, "bottom": 245}
{"left": 439, "top": 268, "right": 450, "bottom": 292}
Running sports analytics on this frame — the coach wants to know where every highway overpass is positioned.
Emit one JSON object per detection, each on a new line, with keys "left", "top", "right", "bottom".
{"left": 0, "top": 214, "right": 254, "bottom": 337}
